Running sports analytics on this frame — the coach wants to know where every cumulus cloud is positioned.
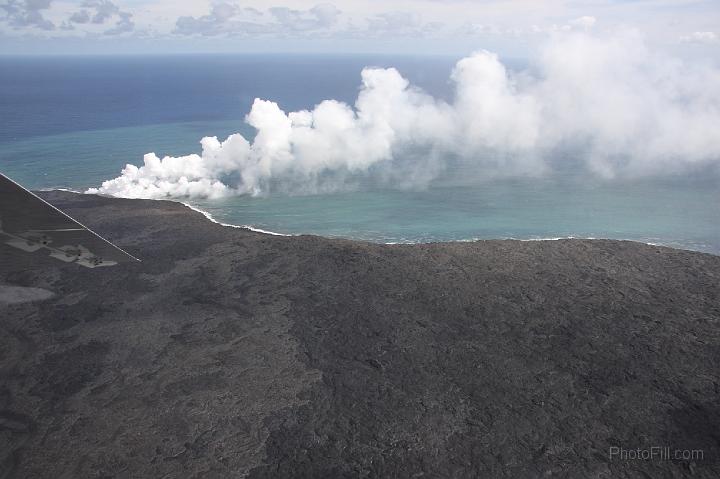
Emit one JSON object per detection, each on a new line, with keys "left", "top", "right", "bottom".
{"left": 269, "top": 3, "right": 339, "bottom": 31}
{"left": 569, "top": 16, "right": 596, "bottom": 30}
{"left": 337, "top": 10, "right": 443, "bottom": 39}
{"left": 67, "top": 0, "right": 134, "bottom": 34}
{"left": 174, "top": 2, "right": 243, "bottom": 36}
{"left": 462, "top": 15, "right": 595, "bottom": 37}
{"left": 529, "top": 15, "right": 597, "bottom": 35}
{"left": 69, "top": 9, "right": 90, "bottom": 24}
{"left": 174, "top": 2, "right": 340, "bottom": 37}
{"left": 680, "top": 31, "right": 718, "bottom": 44}
{"left": 105, "top": 11, "right": 133, "bottom": 35}
{"left": 0, "top": 0, "right": 55, "bottom": 30}
{"left": 462, "top": 23, "right": 520, "bottom": 36}
{"left": 85, "top": 0, "right": 119, "bottom": 24}
{"left": 89, "top": 31, "right": 720, "bottom": 199}
{"left": 367, "top": 11, "right": 418, "bottom": 32}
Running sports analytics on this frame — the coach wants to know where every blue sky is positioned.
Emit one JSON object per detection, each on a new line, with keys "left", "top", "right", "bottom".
{"left": 1, "top": 0, "right": 719, "bottom": 57}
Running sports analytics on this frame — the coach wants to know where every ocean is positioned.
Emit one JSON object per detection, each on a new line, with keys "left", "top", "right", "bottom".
{"left": 1, "top": 55, "right": 718, "bottom": 254}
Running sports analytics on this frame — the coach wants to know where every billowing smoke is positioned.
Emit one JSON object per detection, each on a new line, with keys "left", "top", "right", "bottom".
{"left": 89, "top": 31, "right": 720, "bottom": 199}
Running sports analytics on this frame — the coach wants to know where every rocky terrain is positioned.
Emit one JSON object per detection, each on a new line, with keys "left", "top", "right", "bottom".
{"left": 1, "top": 191, "right": 719, "bottom": 478}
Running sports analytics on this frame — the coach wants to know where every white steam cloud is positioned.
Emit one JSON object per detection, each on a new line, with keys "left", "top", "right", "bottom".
{"left": 89, "top": 31, "right": 720, "bottom": 199}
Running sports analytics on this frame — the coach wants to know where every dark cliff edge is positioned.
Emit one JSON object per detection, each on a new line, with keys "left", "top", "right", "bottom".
{"left": 1, "top": 191, "right": 719, "bottom": 478}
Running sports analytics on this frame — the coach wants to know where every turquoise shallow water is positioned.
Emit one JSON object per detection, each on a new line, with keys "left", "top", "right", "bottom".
{"left": 2, "top": 120, "right": 718, "bottom": 255}
{"left": 1, "top": 55, "right": 718, "bottom": 255}
{"left": 0, "top": 120, "right": 246, "bottom": 189}
{"left": 191, "top": 176, "right": 720, "bottom": 254}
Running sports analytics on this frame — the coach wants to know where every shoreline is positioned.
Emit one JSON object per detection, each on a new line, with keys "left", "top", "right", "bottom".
{"left": 47, "top": 188, "right": 719, "bottom": 256}
{"left": 180, "top": 200, "right": 292, "bottom": 236}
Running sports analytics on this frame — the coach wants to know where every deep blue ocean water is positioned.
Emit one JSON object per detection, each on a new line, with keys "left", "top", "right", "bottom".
{"left": 1, "top": 55, "right": 718, "bottom": 254}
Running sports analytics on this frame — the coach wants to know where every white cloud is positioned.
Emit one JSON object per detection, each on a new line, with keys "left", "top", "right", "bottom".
{"left": 59, "top": 0, "right": 135, "bottom": 34}
{"left": 105, "top": 11, "right": 134, "bottom": 35}
{"left": 463, "top": 23, "right": 523, "bottom": 36}
{"left": 680, "top": 31, "right": 718, "bottom": 44}
{"left": 68, "top": 9, "right": 90, "bottom": 24}
{"left": 528, "top": 15, "right": 597, "bottom": 35}
{"left": 89, "top": 30, "right": 720, "bottom": 199}
{"left": 0, "top": 0, "right": 134, "bottom": 33}
{"left": 462, "top": 15, "right": 595, "bottom": 38}
{"left": 569, "top": 16, "right": 596, "bottom": 30}
{"left": 0, "top": 0, "right": 55, "bottom": 30}
{"left": 269, "top": 3, "right": 340, "bottom": 31}
{"left": 174, "top": 2, "right": 340, "bottom": 37}
{"left": 82, "top": 0, "right": 119, "bottom": 24}
{"left": 2, "top": 1, "right": 719, "bottom": 56}
{"left": 358, "top": 11, "right": 443, "bottom": 38}
{"left": 367, "top": 11, "right": 419, "bottom": 32}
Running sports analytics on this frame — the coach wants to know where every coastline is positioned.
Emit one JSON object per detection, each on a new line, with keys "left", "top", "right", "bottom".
{"left": 41, "top": 189, "right": 710, "bottom": 255}
{"left": 2, "top": 190, "right": 719, "bottom": 478}
{"left": 162, "top": 199, "right": 718, "bottom": 256}
{"left": 180, "top": 201, "right": 292, "bottom": 237}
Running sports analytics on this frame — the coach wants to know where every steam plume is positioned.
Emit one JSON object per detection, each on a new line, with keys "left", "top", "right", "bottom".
{"left": 89, "top": 31, "right": 720, "bottom": 199}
